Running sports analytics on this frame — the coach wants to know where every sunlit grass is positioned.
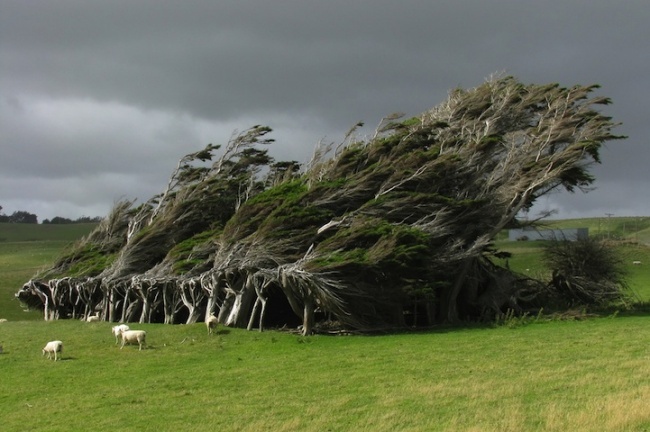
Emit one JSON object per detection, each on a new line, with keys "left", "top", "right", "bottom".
{"left": 0, "top": 223, "right": 97, "bottom": 320}
{"left": 1, "top": 318, "right": 649, "bottom": 431}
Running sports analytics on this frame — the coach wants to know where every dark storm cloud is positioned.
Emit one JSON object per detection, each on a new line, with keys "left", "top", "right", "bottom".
{"left": 1, "top": 0, "right": 648, "bottom": 220}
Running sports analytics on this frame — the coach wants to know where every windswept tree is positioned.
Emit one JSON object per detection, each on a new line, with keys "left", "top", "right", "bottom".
{"left": 18, "top": 75, "right": 626, "bottom": 331}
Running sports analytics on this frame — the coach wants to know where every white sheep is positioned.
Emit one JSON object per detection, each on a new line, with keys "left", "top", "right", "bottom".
{"left": 632, "top": 260, "right": 641, "bottom": 265}
{"left": 206, "top": 314, "right": 218, "bottom": 335}
{"left": 86, "top": 315, "right": 100, "bottom": 322}
{"left": 0, "top": 318, "right": 8, "bottom": 322}
{"left": 120, "top": 330, "right": 147, "bottom": 351}
{"left": 42, "top": 340, "right": 63, "bottom": 361}
{"left": 111, "top": 324, "right": 130, "bottom": 344}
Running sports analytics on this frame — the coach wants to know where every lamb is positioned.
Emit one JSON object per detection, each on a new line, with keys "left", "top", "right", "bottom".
{"left": 86, "top": 315, "right": 100, "bottom": 322}
{"left": 206, "top": 314, "right": 218, "bottom": 335}
{"left": 42, "top": 340, "right": 63, "bottom": 361}
{"left": 120, "top": 330, "right": 146, "bottom": 351}
{"left": 111, "top": 324, "right": 130, "bottom": 344}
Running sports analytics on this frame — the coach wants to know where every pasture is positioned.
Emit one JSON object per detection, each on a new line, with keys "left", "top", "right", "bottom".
{"left": 1, "top": 317, "right": 650, "bottom": 431}
{"left": 1, "top": 220, "right": 650, "bottom": 431}
{"left": 0, "top": 223, "right": 97, "bottom": 321}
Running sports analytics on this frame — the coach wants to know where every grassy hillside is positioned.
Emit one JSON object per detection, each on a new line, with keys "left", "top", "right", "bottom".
{"left": 0, "top": 223, "right": 97, "bottom": 320}
{"left": 545, "top": 216, "right": 650, "bottom": 243}
{"left": 0, "top": 223, "right": 98, "bottom": 242}
{"left": 1, "top": 317, "right": 649, "bottom": 431}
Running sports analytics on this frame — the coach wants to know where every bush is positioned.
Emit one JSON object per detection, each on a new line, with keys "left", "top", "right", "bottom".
{"left": 543, "top": 238, "right": 629, "bottom": 307}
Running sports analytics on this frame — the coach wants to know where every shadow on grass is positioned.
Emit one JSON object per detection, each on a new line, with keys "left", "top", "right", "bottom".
{"left": 41, "top": 356, "right": 75, "bottom": 361}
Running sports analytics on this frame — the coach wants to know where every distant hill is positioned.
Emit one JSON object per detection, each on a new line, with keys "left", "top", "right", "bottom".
{"left": 0, "top": 223, "right": 98, "bottom": 243}
{"left": 533, "top": 217, "right": 650, "bottom": 245}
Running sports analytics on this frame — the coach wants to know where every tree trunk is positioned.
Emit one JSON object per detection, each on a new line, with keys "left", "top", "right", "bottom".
{"left": 120, "top": 287, "right": 131, "bottom": 323}
{"left": 180, "top": 277, "right": 206, "bottom": 324}
{"left": 185, "top": 306, "right": 201, "bottom": 325}
{"left": 162, "top": 281, "right": 177, "bottom": 324}
{"left": 218, "top": 291, "right": 235, "bottom": 324}
{"left": 302, "top": 296, "right": 315, "bottom": 336}
{"left": 124, "top": 299, "right": 140, "bottom": 323}
{"left": 247, "top": 297, "right": 261, "bottom": 331}
{"left": 203, "top": 271, "right": 222, "bottom": 322}
{"left": 108, "top": 287, "right": 116, "bottom": 322}
{"left": 259, "top": 297, "right": 268, "bottom": 332}
{"left": 139, "top": 298, "right": 149, "bottom": 324}
{"left": 43, "top": 295, "right": 52, "bottom": 321}
{"left": 443, "top": 258, "right": 474, "bottom": 323}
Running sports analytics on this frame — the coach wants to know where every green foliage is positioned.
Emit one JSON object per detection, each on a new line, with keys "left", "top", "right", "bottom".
{"left": 312, "top": 247, "right": 369, "bottom": 268}
{"left": 246, "top": 179, "right": 307, "bottom": 206}
{"left": 168, "top": 227, "right": 221, "bottom": 275}
{"left": 226, "top": 180, "right": 308, "bottom": 240}
{"left": 17, "top": 76, "right": 632, "bottom": 327}
{"left": 328, "top": 142, "right": 368, "bottom": 178}
{"left": 263, "top": 205, "right": 334, "bottom": 241}
{"left": 59, "top": 244, "right": 116, "bottom": 278}
{"left": 311, "top": 219, "right": 432, "bottom": 300}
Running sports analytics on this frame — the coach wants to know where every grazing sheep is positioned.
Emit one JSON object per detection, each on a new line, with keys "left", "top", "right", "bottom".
{"left": 0, "top": 318, "right": 7, "bottom": 322}
{"left": 120, "top": 330, "right": 146, "bottom": 351}
{"left": 42, "top": 340, "right": 63, "bottom": 361}
{"left": 206, "top": 314, "right": 218, "bottom": 335}
{"left": 111, "top": 324, "right": 130, "bottom": 344}
{"left": 86, "top": 315, "right": 100, "bottom": 322}
{"left": 632, "top": 260, "right": 641, "bottom": 265}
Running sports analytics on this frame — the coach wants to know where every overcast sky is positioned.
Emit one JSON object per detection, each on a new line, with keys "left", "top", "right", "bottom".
{"left": 1, "top": 1, "right": 648, "bottom": 222}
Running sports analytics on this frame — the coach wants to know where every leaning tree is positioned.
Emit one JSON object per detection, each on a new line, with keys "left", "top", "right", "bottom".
{"left": 17, "top": 75, "right": 625, "bottom": 333}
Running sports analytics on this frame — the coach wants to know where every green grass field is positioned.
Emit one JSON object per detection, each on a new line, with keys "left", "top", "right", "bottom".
{"left": 0, "top": 223, "right": 97, "bottom": 320}
{"left": 1, "top": 317, "right": 649, "bottom": 431}
{"left": 1, "top": 220, "right": 650, "bottom": 431}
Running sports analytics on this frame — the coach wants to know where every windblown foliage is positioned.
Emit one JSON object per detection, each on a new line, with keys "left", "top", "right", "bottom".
{"left": 17, "top": 76, "right": 626, "bottom": 333}
{"left": 544, "top": 238, "right": 630, "bottom": 307}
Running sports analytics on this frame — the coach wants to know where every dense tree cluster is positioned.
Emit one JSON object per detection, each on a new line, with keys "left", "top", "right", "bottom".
{"left": 0, "top": 205, "right": 102, "bottom": 224}
{"left": 0, "top": 209, "right": 38, "bottom": 224}
{"left": 16, "top": 76, "right": 628, "bottom": 334}
{"left": 42, "top": 216, "right": 103, "bottom": 224}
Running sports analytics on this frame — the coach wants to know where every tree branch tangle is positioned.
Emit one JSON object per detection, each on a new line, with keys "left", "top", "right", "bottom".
{"left": 16, "top": 76, "right": 626, "bottom": 333}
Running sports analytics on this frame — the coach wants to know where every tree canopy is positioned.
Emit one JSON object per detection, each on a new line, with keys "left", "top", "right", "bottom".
{"left": 17, "top": 76, "right": 627, "bottom": 333}
{"left": 0, "top": 210, "right": 38, "bottom": 224}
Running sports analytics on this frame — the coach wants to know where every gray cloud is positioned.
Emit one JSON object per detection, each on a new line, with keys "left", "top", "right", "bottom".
{"left": 1, "top": 0, "right": 648, "bottom": 220}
